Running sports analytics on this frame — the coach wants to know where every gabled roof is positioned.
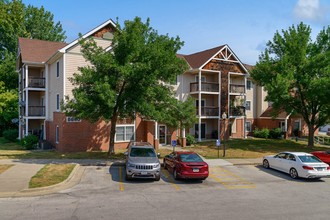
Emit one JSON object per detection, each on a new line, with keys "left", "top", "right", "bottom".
{"left": 18, "top": 37, "right": 67, "bottom": 63}
{"left": 181, "top": 45, "right": 225, "bottom": 69}
{"left": 260, "top": 106, "right": 288, "bottom": 118}
{"left": 59, "top": 19, "right": 116, "bottom": 53}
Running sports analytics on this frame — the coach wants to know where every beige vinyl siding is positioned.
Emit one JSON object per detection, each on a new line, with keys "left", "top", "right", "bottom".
{"left": 48, "top": 56, "right": 64, "bottom": 121}
{"left": 246, "top": 78, "right": 255, "bottom": 118}
{"left": 66, "top": 37, "right": 112, "bottom": 54}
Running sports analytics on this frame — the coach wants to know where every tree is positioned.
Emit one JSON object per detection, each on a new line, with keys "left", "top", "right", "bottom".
{"left": 63, "top": 17, "right": 188, "bottom": 155}
{"left": 0, "top": 82, "right": 18, "bottom": 134}
{"left": 0, "top": 0, "right": 66, "bottom": 56}
{"left": 251, "top": 23, "right": 330, "bottom": 147}
{"left": 0, "top": 51, "right": 17, "bottom": 90}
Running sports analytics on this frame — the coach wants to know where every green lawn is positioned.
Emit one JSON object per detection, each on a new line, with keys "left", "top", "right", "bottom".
{"left": 0, "top": 137, "right": 328, "bottom": 160}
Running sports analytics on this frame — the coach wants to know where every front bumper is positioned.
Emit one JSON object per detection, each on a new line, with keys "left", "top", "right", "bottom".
{"left": 126, "top": 167, "right": 161, "bottom": 179}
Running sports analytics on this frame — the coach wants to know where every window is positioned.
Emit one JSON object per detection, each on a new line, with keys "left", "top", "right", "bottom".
{"left": 66, "top": 117, "right": 81, "bottom": 122}
{"left": 56, "top": 61, "right": 60, "bottom": 78}
{"left": 56, "top": 94, "right": 60, "bottom": 110}
{"left": 115, "top": 125, "right": 135, "bottom": 142}
{"left": 247, "top": 80, "right": 252, "bottom": 90}
{"left": 245, "top": 121, "right": 251, "bottom": 132}
{"left": 294, "top": 121, "right": 301, "bottom": 131}
{"left": 245, "top": 101, "right": 251, "bottom": 111}
{"left": 55, "top": 126, "right": 59, "bottom": 143}
{"left": 195, "top": 75, "right": 206, "bottom": 82}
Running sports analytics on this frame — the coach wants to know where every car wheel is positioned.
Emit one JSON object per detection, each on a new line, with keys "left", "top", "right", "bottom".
{"left": 263, "top": 159, "right": 270, "bottom": 169}
{"left": 173, "top": 169, "right": 179, "bottom": 180}
{"left": 125, "top": 173, "right": 132, "bottom": 181}
{"left": 290, "top": 168, "right": 298, "bottom": 179}
{"left": 154, "top": 175, "right": 160, "bottom": 181}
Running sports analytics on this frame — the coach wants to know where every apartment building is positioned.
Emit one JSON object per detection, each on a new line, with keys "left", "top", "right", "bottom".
{"left": 17, "top": 19, "right": 309, "bottom": 152}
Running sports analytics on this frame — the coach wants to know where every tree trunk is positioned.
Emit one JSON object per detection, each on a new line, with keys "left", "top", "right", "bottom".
{"left": 108, "top": 112, "right": 119, "bottom": 156}
{"left": 307, "top": 124, "right": 315, "bottom": 148}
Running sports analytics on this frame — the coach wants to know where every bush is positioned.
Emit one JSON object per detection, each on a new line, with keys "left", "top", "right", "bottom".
{"left": 3, "top": 129, "right": 18, "bottom": 142}
{"left": 186, "top": 134, "right": 196, "bottom": 146}
{"left": 269, "top": 128, "right": 283, "bottom": 139}
{"left": 21, "top": 135, "right": 38, "bottom": 150}
{"left": 253, "top": 128, "right": 269, "bottom": 138}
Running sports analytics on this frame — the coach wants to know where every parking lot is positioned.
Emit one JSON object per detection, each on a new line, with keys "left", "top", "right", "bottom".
{"left": 87, "top": 163, "right": 330, "bottom": 193}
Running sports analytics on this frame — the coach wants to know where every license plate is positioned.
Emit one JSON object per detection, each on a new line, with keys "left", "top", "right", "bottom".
{"left": 316, "top": 168, "right": 324, "bottom": 171}
{"left": 193, "top": 168, "right": 199, "bottom": 173}
{"left": 141, "top": 172, "right": 148, "bottom": 175}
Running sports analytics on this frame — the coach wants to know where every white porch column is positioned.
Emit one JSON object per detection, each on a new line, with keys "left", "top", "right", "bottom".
{"left": 182, "top": 127, "right": 186, "bottom": 138}
{"left": 198, "top": 69, "right": 202, "bottom": 142}
{"left": 155, "top": 121, "right": 158, "bottom": 140}
{"left": 25, "top": 119, "right": 29, "bottom": 136}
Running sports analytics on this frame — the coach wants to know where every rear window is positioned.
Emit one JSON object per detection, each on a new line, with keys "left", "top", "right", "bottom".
{"left": 180, "top": 154, "right": 203, "bottom": 162}
{"left": 298, "top": 155, "right": 322, "bottom": 163}
{"left": 130, "top": 148, "right": 156, "bottom": 157}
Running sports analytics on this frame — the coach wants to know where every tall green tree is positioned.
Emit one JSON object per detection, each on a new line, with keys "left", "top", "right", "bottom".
{"left": 0, "top": 0, "right": 66, "bottom": 56}
{"left": 0, "top": 82, "right": 18, "bottom": 134}
{"left": 251, "top": 23, "right": 330, "bottom": 147}
{"left": 63, "top": 17, "right": 188, "bottom": 155}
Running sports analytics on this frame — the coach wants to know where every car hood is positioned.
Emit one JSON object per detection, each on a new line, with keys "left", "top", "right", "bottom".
{"left": 128, "top": 157, "right": 160, "bottom": 164}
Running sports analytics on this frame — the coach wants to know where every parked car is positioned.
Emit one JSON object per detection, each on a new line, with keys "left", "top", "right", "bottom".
{"left": 124, "top": 142, "right": 161, "bottom": 181}
{"left": 163, "top": 151, "right": 209, "bottom": 180}
{"left": 311, "top": 150, "right": 330, "bottom": 164}
{"left": 263, "top": 152, "right": 330, "bottom": 179}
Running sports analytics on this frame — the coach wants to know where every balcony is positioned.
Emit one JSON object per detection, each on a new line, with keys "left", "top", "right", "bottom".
{"left": 190, "top": 82, "right": 219, "bottom": 93}
{"left": 28, "top": 106, "right": 45, "bottom": 116}
{"left": 230, "top": 84, "right": 245, "bottom": 94}
{"left": 28, "top": 77, "right": 45, "bottom": 88}
{"left": 230, "top": 106, "right": 245, "bottom": 117}
{"left": 196, "top": 107, "right": 219, "bottom": 116}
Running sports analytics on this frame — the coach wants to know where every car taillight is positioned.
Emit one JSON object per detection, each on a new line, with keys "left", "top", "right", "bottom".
{"left": 302, "top": 166, "right": 314, "bottom": 170}
{"left": 327, "top": 167, "right": 330, "bottom": 170}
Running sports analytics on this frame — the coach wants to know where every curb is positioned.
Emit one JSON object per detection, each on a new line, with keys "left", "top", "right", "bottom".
{"left": 0, "top": 164, "right": 85, "bottom": 198}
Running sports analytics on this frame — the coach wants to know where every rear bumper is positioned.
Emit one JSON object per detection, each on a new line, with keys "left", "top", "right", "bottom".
{"left": 179, "top": 171, "right": 209, "bottom": 179}
{"left": 301, "top": 170, "right": 330, "bottom": 178}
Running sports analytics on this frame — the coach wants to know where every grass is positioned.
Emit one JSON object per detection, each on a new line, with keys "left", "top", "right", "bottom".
{"left": 1, "top": 137, "right": 329, "bottom": 160}
{"left": 29, "top": 164, "right": 76, "bottom": 188}
{"left": 0, "top": 164, "right": 14, "bottom": 174}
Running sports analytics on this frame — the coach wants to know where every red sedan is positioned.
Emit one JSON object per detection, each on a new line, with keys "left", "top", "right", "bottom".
{"left": 311, "top": 150, "right": 330, "bottom": 164}
{"left": 163, "top": 151, "right": 209, "bottom": 180}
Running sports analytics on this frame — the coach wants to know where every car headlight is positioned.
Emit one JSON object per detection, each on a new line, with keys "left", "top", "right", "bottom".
{"left": 153, "top": 163, "right": 160, "bottom": 168}
{"left": 127, "top": 163, "right": 136, "bottom": 168}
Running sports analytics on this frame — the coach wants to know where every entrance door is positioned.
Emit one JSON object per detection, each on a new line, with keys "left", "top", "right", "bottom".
{"left": 159, "top": 125, "right": 166, "bottom": 145}
{"left": 195, "top": 124, "right": 206, "bottom": 139}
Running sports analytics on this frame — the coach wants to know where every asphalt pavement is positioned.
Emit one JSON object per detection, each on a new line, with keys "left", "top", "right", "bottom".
{"left": 0, "top": 157, "right": 262, "bottom": 198}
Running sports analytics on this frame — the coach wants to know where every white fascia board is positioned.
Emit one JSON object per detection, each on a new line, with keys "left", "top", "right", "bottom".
{"left": 59, "top": 19, "right": 116, "bottom": 53}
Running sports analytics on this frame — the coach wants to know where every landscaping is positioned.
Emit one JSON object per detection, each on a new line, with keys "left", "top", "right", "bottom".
{"left": 29, "top": 164, "right": 76, "bottom": 188}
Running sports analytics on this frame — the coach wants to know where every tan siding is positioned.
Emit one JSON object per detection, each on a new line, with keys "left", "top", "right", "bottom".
{"left": 67, "top": 37, "right": 112, "bottom": 54}
{"left": 48, "top": 56, "right": 64, "bottom": 121}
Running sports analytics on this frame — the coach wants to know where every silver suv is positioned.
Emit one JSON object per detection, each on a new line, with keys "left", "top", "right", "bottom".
{"left": 124, "top": 142, "right": 161, "bottom": 181}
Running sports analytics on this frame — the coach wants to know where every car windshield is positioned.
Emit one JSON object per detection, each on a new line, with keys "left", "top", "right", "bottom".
{"left": 180, "top": 154, "right": 203, "bottom": 162}
{"left": 130, "top": 148, "right": 156, "bottom": 157}
{"left": 298, "top": 155, "right": 322, "bottom": 163}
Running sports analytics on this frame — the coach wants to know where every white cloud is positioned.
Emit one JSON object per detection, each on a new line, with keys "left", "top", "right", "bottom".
{"left": 293, "top": 0, "right": 325, "bottom": 21}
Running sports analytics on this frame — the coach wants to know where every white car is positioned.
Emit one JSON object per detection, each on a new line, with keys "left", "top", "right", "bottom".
{"left": 263, "top": 152, "right": 330, "bottom": 179}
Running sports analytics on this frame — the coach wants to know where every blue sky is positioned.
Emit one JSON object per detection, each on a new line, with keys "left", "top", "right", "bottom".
{"left": 22, "top": 0, "right": 330, "bottom": 65}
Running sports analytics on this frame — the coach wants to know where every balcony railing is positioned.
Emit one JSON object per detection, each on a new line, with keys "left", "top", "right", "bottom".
{"left": 196, "top": 107, "right": 219, "bottom": 116}
{"left": 230, "top": 84, "right": 245, "bottom": 94}
{"left": 230, "top": 106, "right": 245, "bottom": 117}
{"left": 190, "top": 82, "right": 219, "bottom": 92}
{"left": 28, "top": 78, "right": 45, "bottom": 88}
{"left": 28, "top": 106, "right": 45, "bottom": 116}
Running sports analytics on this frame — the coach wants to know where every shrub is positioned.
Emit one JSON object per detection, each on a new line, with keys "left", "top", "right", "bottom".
{"left": 269, "top": 128, "right": 283, "bottom": 139}
{"left": 253, "top": 128, "right": 269, "bottom": 138}
{"left": 186, "top": 134, "right": 196, "bottom": 146}
{"left": 21, "top": 135, "right": 38, "bottom": 150}
{"left": 3, "top": 129, "right": 18, "bottom": 142}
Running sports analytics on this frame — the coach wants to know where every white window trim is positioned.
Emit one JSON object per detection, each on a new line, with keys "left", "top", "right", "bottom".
{"left": 247, "top": 80, "right": 252, "bottom": 90}
{"left": 115, "top": 124, "right": 135, "bottom": 143}
{"left": 246, "top": 100, "right": 251, "bottom": 111}
{"left": 245, "top": 121, "right": 252, "bottom": 132}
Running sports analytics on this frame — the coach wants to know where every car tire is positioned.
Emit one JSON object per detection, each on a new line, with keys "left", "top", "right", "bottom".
{"left": 290, "top": 168, "right": 299, "bottom": 179}
{"left": 263, "top": 159, "right": 270, "bottom": 169}
{"left": 173, "top": 169, "right": 179, "bottom": 180}
{"left": 154, "top": 175, "right": 160, "bottom": 181}
{"left": 125, "top": 173, "right": 132, "bottom": 181}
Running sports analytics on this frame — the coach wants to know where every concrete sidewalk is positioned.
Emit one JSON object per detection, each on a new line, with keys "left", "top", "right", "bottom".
{"left": 0, "top": 158, "right": 261, "bottom": 198}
